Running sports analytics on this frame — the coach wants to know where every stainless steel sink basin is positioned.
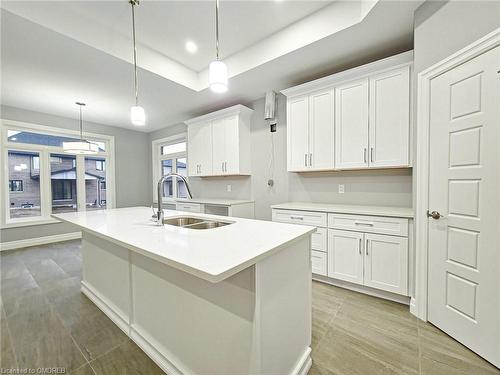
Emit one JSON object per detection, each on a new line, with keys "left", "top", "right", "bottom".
{"left": 163, "top": 217, "right": 205, "bottom": 227}
{"left": 163, "top": 216, "right": 233, "bottom": 230}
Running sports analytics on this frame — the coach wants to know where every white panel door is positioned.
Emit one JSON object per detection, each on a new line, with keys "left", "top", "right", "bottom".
{"left": 287, "top": 96, "right": 310, "bottom": 171}
{"left": 309, "top": 89, "right": 334, "bottom": 170}
{"left": 327, "top": 229, "right": 363, "bottom": 285}
{"left": 364, "top": 233, "right": 408, "bottom": 295}
{"left": 211, "top": 118, "right": 226, "bottom": 176}
{"left": 188, "top": 122, "right": 212, "bottom": 177}
{"left": 427, "top": 46, "right": 500, "bottom": 368}
{"left": 334, "top": 79, "right": 369, "bottom": 169}
{"left": 369, "top": 66, "right": 410, "bottom": 167}
{"left": 223, "top": 116, "right": 239, "bottom": 175}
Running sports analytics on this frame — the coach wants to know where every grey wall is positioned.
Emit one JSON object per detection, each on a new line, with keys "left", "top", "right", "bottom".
{"left": 414, "top": 0, "right": 500, "bottom": 74}
{"left": 1, "top": 105, "right": 151, "bottom": 243}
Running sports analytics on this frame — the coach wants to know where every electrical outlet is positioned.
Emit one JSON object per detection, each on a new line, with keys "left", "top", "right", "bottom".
{"left": 338, "top": 184, "right": 345, "bottom": 194}
{"left": 227, "top": 184, "right": 232, "bottom": 192}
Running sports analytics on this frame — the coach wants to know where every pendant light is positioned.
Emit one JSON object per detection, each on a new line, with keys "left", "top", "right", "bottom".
{"left": 63, "top": 102, "right": 99, "bottom": 155}
{"left": 130, "top": 0, "right": 146, "bottom": 126}
{"left": 209, "top": 0, "right": 228, "bottom": 93}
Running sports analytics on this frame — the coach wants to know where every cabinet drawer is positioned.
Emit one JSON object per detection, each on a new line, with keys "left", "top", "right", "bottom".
{"left": 311, "top": 250, "right": 327, "bottom": 276}
{"left": 175, "top": 202, "right": 203, "bottom": 213}
{"left": 311, "top": 227, "right": 327, "bottom": 252}
{"left": 328, "top": 213, "right": 408, "bottom": 236}
{"left": 272, "top": 209, "right": 327, "bottom": 227}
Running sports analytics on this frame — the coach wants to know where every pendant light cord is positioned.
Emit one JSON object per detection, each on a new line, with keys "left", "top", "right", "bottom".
{"left": 76, "top": 102, "right": 86, "bottom": 140}
{"left": 215, "top": 0, "right": 220, "bottom": 60}
{"left": 130, "top": 0, "right": 139, "bottom": 106}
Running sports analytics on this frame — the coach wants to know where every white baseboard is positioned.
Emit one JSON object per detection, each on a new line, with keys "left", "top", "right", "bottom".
{"left": 292, "top": 347, "right": 312, "bottom": 375}
{"left": 0, "top": 231, "right": 82, "bottom": 251}
{"left": 313, "top": 274, "right": 411, "bottom": 305}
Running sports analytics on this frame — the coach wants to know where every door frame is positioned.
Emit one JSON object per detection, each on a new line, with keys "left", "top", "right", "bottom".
{"left": 414, "top": 28, "right": 500, "bottom": 321}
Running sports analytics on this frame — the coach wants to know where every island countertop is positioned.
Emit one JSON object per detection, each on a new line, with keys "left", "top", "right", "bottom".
{"left": 53, "top": 207, "right": 315, "bottom": 283}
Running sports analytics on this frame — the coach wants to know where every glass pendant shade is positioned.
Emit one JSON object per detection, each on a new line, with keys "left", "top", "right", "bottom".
{"left": 130, "top": 105, "right": 146, "bottom": 126}
{"left": 63, "top": 140, "right": 99, "bottom": 155}
{"left": 209, "top": 60, "right": 228, "bottom": 93}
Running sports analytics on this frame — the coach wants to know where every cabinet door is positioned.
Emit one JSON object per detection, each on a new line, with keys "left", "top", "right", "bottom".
{"left": 223, "top": 116, "right": 239, "bottom": 175}
{"left": 309, "top": 89, "right": 334, "bottom": 170}
{"left": 369, "top": 66, "right": 410, "bottom": 168}
{"left": 334, "top": 79, "right": 369, "bottom": 169}
{"left": 188, "top": 122, "right": 211, "bottom": 176}
{"left": 327, "top": 229, "right": 363, "bottom": 285}
{"left": 287, "top": 96, "right": 310, "bottom": 171}
{"left": 211, "top": 119, "right": 226, "bottom": 176}
{"left": 364, "top": 233, "right": 408, "bottom": 295}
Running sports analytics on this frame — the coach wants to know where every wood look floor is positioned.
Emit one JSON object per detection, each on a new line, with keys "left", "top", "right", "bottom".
{"left": 1, "top": 240, "right": 499, "bottom": 375}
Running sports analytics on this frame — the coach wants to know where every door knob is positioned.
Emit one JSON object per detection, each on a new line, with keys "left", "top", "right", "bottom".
{"left": 427, "top": 210, "right": 443, "bottom": 220}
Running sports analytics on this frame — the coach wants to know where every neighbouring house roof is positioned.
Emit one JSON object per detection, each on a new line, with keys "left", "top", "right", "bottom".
{"left": 32, "top": 167, "right": 104, "bottom": 180}
{"left": 8, "top": 132, "right": 105, "bottom": 152}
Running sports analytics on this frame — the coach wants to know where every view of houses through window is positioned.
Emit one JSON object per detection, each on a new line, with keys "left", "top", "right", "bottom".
{"left": 158, "top": 139, "right": 188, "bottom": 199}
{"left": 4, "top": 126, "right": 113, "bottom": 222}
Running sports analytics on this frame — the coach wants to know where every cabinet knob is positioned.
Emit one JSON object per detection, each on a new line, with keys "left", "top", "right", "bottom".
{"left": 427, "top": 210, "right": 444, "bottom": 220}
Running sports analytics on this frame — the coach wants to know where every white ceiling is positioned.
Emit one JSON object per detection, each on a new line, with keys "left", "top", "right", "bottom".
{"left": 1, "top": 1, "right": 424, "bottom": 132}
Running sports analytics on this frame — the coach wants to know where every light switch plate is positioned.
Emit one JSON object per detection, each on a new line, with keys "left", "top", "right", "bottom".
{"left": 338, "top": 184, "right": 345, "bottom": 194}
{"left": 227, "top": 184, "right": 232, "bottom": 192}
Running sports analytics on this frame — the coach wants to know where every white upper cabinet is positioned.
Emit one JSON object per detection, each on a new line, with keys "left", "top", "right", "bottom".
{"left": 335, "top": 79, "right": 369, "bottom": 169}
{"left": 369, "top": 66, "right": 410, "bottom": 168}
{"left": 287, "top": 89, "right": 334, "bottom": 172}
{"left": 287, "top": 96, "right": 310, "bottom": 171}
{"left": 186, "top": 105, "right": 252, "bottom": 177}
{"left": 309, "top": 89, "right": 335, "bottom": 170}
{"left": 187, "top": 121, "right": 212, "bottom": 177}
{"left": 282, "top": 51, "right": 413, "bottom": 172}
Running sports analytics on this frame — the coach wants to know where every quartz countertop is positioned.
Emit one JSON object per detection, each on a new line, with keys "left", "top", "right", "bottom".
{"left": 53, "top": 207, "right": 314, "bottom": 283}
{"left": 172, "top": 198, "right": 254, "bottom": 206}
{"left": 271, "top": 202, "right": 414, "bottom": 218}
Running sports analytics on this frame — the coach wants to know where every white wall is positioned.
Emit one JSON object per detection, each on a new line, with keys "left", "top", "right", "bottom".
{"left": 1, "top": 105, "right": 151, "bottom": 243}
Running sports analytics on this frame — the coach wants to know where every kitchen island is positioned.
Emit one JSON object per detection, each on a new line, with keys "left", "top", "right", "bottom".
{"left": 53, "top": 207, "right": 315, "bottom": 375}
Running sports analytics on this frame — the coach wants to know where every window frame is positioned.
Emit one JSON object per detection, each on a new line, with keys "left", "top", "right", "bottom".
{"left": 1, "top": 119, "right": 116, "bottom": 228}
{"left": 9, "top": 180, "right": 24, "bottom": 192}
{"left": 151, "top": 133, "right": 188, "bottom": 203}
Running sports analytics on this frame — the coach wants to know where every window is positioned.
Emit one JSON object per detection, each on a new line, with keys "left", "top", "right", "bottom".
{"left": 9, "top": 180, "right": 23, "bottom": 192}
{"left": 85, "top": 157, "right": 107, "bottom": 211}
{"left": 95, "top": 160, "right": 105, "bottom": 171}
{"left": 52, "top": 180, "right": 72, "bottom": 200}
{"left": 7, "top": 150, "right": 41, "bottom": 219}
{"left": 32, "top": 156, "right": 40, "bottom": 170}
{"left": 152, "top": 136, "right": 188, "bottom": 201}
{"left": 2, "top": 121, "right": 115, "bottom": 226}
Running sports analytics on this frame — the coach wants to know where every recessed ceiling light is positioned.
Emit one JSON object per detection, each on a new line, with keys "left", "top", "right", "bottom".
{"left": 185, "top": 41, "right": 198, "bottom": 54}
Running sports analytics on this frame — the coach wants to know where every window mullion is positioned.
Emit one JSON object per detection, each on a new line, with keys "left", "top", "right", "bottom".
{"left": 76, "top": 155, "right": 86, "bottom": 211}
{"left": 40, "top": 151, "right": 51, "bottom": 218}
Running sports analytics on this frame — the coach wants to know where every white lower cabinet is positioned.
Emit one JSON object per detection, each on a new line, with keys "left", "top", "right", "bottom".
{"left": 364, "top": 233, "right": 408, "bottom": 295}
{"left": 327, "top": 229, "right": 364, "bottom": 284}
{"left": 327, "top": 229, "right": 409, "bottom": 295}
{"left": 311, "top": 250, "right": 327, "bottom": 276}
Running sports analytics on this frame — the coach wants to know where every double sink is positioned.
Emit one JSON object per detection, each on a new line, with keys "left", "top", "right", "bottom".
{"left": 163, "top": 216, "right": 233, "bottom": 230}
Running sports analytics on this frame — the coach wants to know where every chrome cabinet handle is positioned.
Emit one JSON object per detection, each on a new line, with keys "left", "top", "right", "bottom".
{"left": 359, "top": 238, "right": 362, "bottom": 254}
{"left": 366, "top": 238, "right": 369, "bottom": 255}
{"left": 225, "top": 161, "right": 227, "bottom": 172}
{"left": 304, "top": 154, "right": 307, "bottom": 167}
{"left": 309, "top": 153, "right": 312, "bottom": 166}
{"left": 354, "top": 221, "right": 374, "bottom": 226}
{"left": 370, "top": 148, "right": 374, "bottom": 163}
{"left": 290, "top": 216, "right": 304, "bottom": 220}
{"left": 364, "top": 148, "right": 367, "bottom": 163}
{"left": 427, "top": 210, "right": 444, "bottom": 220}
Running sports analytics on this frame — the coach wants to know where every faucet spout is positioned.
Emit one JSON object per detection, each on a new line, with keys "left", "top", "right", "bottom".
{"left": 155, "top": 173, "right": 193, "bottom": 225}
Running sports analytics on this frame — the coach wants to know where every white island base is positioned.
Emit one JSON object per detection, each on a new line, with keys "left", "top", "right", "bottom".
{"left": 80, "top": 232, "right": 312, "bottom": 375}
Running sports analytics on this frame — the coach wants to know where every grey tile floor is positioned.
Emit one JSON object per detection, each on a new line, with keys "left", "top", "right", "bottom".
{"left": 1, "top": 240, "right": 499, "bottom": 375}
